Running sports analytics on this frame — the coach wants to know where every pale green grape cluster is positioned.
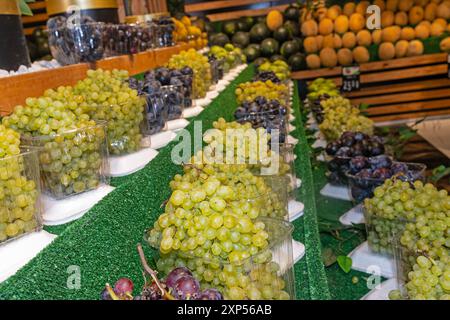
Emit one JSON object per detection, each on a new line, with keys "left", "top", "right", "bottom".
{"left": 74, "top": 69, "right": 145, "bottom": 155}
{"left": 235, "top": 81, "right": 289, "bottom": 105}
{"left": 365, "top": 179, "right": 450, "bottom": 300}
{"left": 2, "top": 86, "right": 108, "bottom": 198}
{"left": 319, "top": 96, "right": 374, "bottom": 141}
{"left": 306, "top": 78, "right": 340, "bottom": 101}
{"left": 168, "top": 49, "right": 212, "bottom": 99}
{"left": 155, "top": 250, "right": 290, "bottom": 300}
{"left": 0, "top": 125, "right": 39, "bottom": 243}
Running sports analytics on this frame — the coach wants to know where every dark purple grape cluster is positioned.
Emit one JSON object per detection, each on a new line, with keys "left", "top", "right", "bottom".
{"left": 102, "top": 23, "right": 153, "bottom": 56}
{"left": 253, "top": 71, "right": 281, "bottom": 83}
{"left": 153, "top": 17, "right": 175, "bottom": 48}
{"left": 234, "top": 96, "right": 288, "bottom": 143}
{"left": 325, "top": 131, "right": 386, "bottom": 185}
{"left": 102, "top": 267, "right": 223, "bottom": 300}
{"left": 208, "top": 55, "right": 223, "bottom": 84}
{"left": 308, "top": 95, "right": 332, "bottom": 124}
{"left": 347, "top": 159, "right": 426, "bottom": 203}
{"left": 47, "top": 15, "right": 104, "bottom": 65}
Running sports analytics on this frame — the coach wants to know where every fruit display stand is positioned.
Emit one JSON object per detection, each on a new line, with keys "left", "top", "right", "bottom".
{"left": 0, "top": 43, "right": 194, "bottom": 116}
{"left": 0, "top": 65, "right": 331, "bottom": 300}
{"left": 292, "top": 53, "right": 450, "bottom": 122}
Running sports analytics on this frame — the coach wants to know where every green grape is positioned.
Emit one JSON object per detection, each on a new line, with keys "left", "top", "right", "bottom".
{"left": 0, "top": 126, "right": 40, "bottom": 244}
{"left": 235, "top": 81, "right": 289, "bottom": 106}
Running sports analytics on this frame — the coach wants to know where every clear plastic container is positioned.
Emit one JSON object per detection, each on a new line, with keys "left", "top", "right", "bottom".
{"left": 346, "top": 162, "right": 427, "bottom": 204}
{"left": 364, "top": 209, "right": 411, "bottom": 255}
{"left": 102, "top": 22, "right": 153, "bottom": 56}
{"left": 141, "top": 92, "right": 168, "bottom": 136}
{"left": 161, "top": 84, "right": 185, "bottom": 121}
{"left": 235, "top": 109, "right": 288, "bottom": 144}
{"left": 146, "top": 217, "right": 295, "bottom": 300}
{"left": 47, "top": 18, "right": 105, "bottom": 65}
{"left": 172, "top": 74, "right": 194, "bottom": 109}
{"left": 152, "top": 17, "right": 175, "bottom": 48}
{"left": 0, "top": 148, "right": 42, "bottom": 245}
{"left": 21, "top": 122, "right": 109, "bottom": 200}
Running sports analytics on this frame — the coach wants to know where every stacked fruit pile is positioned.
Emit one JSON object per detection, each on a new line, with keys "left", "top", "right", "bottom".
{"left": 363, "top": 179, "right": 449, "bottom": 300}
{"left": 145, "top": 149, "right": 291, "bottom": 299}
{"left": 300, "top": 0, "right": 450, "bottom": 69}
{"left": 208, "top": 44, "right": 246, "bottom": 73}
{"left": 0, "top": 125, "right": 40, "bottom": 243}
{"left": 168, "top": 49, "right": 212, "bottom": 99}
{"left": 257, "top": 60, "right": 291, "bottom": 81}
{"left": 235, "top": 80, "right": 289, "bottom": 105}
{"left": 208, "top": 5, "right": 305, "bottom": 71}
{"left": 3, "top": 69, "right": 144, "bottom": 197}
{"left": 307, "top": 78, "right": 374, "bottom": 141}
{"left": 172, "top": 16, "right": 208, "bottom": 49}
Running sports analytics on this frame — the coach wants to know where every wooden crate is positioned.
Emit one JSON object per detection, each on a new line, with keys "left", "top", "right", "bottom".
{"left": 185, "top": 0, "right": 291, "bottom": 22}
{"left": 0, "top": 43, "right": 193, "bottom": 116}
{"left": 292, "top": 53, "right": 450, "bottom": 122}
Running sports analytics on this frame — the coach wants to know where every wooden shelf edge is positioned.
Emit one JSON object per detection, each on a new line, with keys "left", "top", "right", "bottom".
{"left": 0, "top": 43, "right": 197, "bottom": 116}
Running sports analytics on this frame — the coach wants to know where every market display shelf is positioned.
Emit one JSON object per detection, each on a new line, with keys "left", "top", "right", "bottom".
{"left": 0, "top": 43, "right": 194, "bottom": 116}
{"left": 0, "top": 66, "right": 328, "bottom": 300}
{"left": 293, "top": 53, "right": 450, "bottom": 122}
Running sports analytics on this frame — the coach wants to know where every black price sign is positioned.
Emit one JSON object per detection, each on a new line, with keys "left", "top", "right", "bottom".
{"left": 341, "top": 65, "right": 360, "bottom": 92}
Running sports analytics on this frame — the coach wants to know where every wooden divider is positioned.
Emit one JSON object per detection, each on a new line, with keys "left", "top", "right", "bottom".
{"left": 22, "top": 0, "right": 48, "bottom": 36}
{"left": 292, "top": 53, "right": 450, "bottom": 122}
{"left": 0, "top": 43, "right": 193, "bottom": 116}
{"left": 185, "top": 0, "right": 289, "bottom": 22}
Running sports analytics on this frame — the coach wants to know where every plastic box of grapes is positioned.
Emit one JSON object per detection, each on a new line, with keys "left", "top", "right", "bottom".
{"left": 47, "top": 17, "right": 105, "bottom": 66}
{"left": 0, "top": 148, "right": 42, "bottom": 245}
{"left": 346, "top": 162, "right": 426, "bottom": 204}
{"left": 21, "top": 121, "right": 110, "bottom": 200}
{"left": 145, "top": 217, "right": 296, "bottom": 300}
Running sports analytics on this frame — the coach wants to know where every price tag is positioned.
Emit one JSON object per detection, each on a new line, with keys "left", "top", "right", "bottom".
{"left": 447, "top": 54, "right": 450, "bottom": 79}
{"left": 341, "top": 65, "right": 361, "bottom": 92}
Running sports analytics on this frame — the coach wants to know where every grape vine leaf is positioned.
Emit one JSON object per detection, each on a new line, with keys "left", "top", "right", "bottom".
{"left": 19, "top": 0, "right": 35, "bottom": 16}
{"left": 337, "top": 255, "right": 352, "bottom": 273}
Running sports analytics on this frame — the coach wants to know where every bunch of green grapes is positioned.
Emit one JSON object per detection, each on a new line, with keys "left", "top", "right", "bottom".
{"left": 2, "top": 89, "right": 108, "bottom": 198}
{"left": 364, "top": 179, "right": 449, "bottom": 256}
{"left": 0, "top": 125, "right": 40, "bottom": 243}
{"left": 235, "top": 81, "right": 289, "bottom": 105}
{"left": 306, "top": 78, "right": 340, "bottom": 101}
{"left": 390, "top": 254, "right": 450, "bottom": 300}
{"left": 318, "top": 96, "right": 373, "bottom": 141}
{"left": 168, "top": 49, "right": 212, "bottom": 99}
{"left": 29, "top": 119, "right": 107, "bottom": 199}
{"left": 209, "top": 44, "right": 246, "bottom": 72}
{"left": 74, "top": 69, "right": 145, "bottom": 155}
{"left": 155, "top": 249, "right": 290, "bottom": 300}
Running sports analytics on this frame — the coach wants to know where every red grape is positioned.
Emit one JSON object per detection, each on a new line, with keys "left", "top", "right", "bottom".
{"left": 165, "top": 267, "right": 193, "bottom": 290}
{"left": 173, "top": 276, "right": 200, "bottom": 300}
{"left": 197, "top": 289, "right": 224, "bottom": 300}
{"left": 114, "top": 278, "right": 134, "bottom": 295}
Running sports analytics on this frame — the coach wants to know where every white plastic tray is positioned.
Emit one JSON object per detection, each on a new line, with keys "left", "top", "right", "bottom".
{"left": 182, "top": 106, "right": 203, "bottom": 118}
{"left": 288, "top": 200, "right": 305, "bottom": 222}
{"left": 348, "top": 241, "right": 396, "bottom": 279}
{"left": 166, "top": 119, "right": 190, "bottom": 131}
{"left": 0, "top": 231, "right": 57, "bottom": 283}
{"left": 42, "top": 185, "right": 115, "bottom": 226}
{"left": 148, "top": 131, "right": 177, "bottom": 149}
{"left": 361, "top": 278, "right": 399, "bottom": 300}
{"left": 320, "top": 183, "right": 352, "bottom": 201}
{"left": 194, "top": 97, "right": 212, "bottom": 108}
{"left": 339, "top": 204, "right": 365, "bottom": 226}
{"left": 287, "top": 135, "right": 299, "bottom": 145}
{"left": 109, "top": 147, "right": 159, "bottom": 177}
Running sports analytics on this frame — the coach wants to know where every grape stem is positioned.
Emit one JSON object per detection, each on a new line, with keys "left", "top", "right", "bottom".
{"left": 136, "top": 243, "right": 176, "bottom": 300}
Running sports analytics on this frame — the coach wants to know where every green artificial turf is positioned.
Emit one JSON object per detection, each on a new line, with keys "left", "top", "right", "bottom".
{"left": 0, "top": 66, "right": 330, "bottom": 300}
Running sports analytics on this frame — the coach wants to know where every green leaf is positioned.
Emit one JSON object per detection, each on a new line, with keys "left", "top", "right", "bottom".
{"left": 337, "top": 255, "right": 352, "bottom": 273}
{"left": 322, "top": 248, "right": 337, "bottom": 267}
{"left": 398, "top": 126, "right": 417, "bottom": 141}
{"left": 429, "top": 165, "right": 450, "bottom": 183}
{"left": 19, "top": 0, "right": 34, "bottom": 16}
{"left": 359, "top": 103, "right": 370, "bottom": 111}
